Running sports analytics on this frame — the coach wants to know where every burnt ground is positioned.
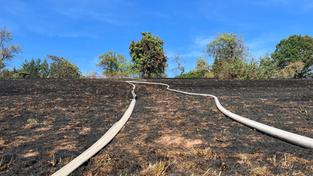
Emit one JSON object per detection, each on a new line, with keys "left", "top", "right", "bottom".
{"left": 0, "top": 79, "right": 132, "bottom": 175}
{"left": 1, "top": 79, "right": 313, "bottom": 175}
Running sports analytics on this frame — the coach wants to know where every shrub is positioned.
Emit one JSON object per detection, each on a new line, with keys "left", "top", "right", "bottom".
{"left": 276, "top": 61, "right": 305, "bottom": 78}
{"left": 19, "top": 59, "right": 49, "bottom": 78}
{"left": 97, "top": 51, "right": 131, "bottom": 77}
{"left": 178, "top": 70, "right": 206, "bottom": 78}
{"left": 214, "top": 59, "right": 243, "bottom": 79}
{"left": 49, "top": 55, "right": 81, "bottom": 79}
{"left": 256, "top": 55, "right": 278, "bottom": 79}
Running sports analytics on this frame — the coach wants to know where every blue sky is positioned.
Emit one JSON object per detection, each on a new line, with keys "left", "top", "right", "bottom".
{"left": 1, "top": 0, "right": 313, "bottom": 77}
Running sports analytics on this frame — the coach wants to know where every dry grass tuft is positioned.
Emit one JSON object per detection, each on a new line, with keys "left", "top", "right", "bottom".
{"left": 251, "top": 166, "right": 270, "bottom": 176}
{"left": 140, "top": 161, "right": 174, "bottom": 176}
{"left": 25, "top": 118, "right": 39, "bottom": 128}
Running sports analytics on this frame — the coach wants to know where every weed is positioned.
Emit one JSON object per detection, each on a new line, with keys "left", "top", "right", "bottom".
{"left": 27, "top": 118, "right": 39, "bottom": 126}
{"left": 251, "top": 166, "right": 270, "bottom": 176}
{"left": 140, "top": 160, "right": 174, "bottom": 176}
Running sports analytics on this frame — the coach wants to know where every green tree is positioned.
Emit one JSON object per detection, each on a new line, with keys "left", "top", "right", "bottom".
{"left": 41, "top": 59, "right": 50, "bottom": 78}
{"left": 97, "top": 51, "right": 128, "bottom": 77}
{"left": 207, "top": 33, "right": 246, "bottom": 61}
{"left": 242, "top": 61, "right": 258, "bottom": 80}
{"left": 272, "top": 35, "right": 313, "bottom": 68}
{"left": 20, "top": 59, "right": 41, "bottom": 78}
{"left": 19, "top": 58, "right": 50, "bottom": 78}
{"left": 207, "top": 33, "right": 247, "bottom": 79}
{"left": 129, "top": 32, "right": 167, "bottom": 78}
{"left": 256, "top": 55, "right": 278, "bottom": 79}
{"left": 48, "top": 55, "right": 81, "bottom": 79}
{"left": 0, "top": 28, "right": 20, "bottom": 70}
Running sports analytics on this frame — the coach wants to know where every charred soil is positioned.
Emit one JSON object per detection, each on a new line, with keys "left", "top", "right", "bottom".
{"left": 1, "top": 79, "right": 313, "bottom": 175}
{"left": 0, "top": 79, "right": 132, "bottom": 175}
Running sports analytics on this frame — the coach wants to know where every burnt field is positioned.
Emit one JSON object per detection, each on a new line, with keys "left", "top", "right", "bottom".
{"left": 1, "top": 79, "right": 313, "bottom": 175}
{"left": 0, "top": 79, "right": 132, "bottom": 175}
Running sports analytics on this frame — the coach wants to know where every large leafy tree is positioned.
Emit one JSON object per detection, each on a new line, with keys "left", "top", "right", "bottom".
{"left": 207, "top": 33, "right": 247, "bottom": 78}
{"left": 207, "top": 33, "right": 246, "bottom": 62}
{"left": 272, "top": 35, "right": 313, "bottom": 68}
{"left": 48, "top": 55, "right": 81, "bottom": 79}
{"left": 129, "top": 32, "right": 167, "bottom": 78}
{"left": 97, "top": 51, "right": 128, "bottom": 77}
{"left": 0, "top": 28, "right": 20, "bottom": 70}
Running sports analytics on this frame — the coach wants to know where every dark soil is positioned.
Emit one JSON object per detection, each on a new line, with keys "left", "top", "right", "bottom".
{"left": 0, "top": 79, "right": 132, "bottom": 175}
{"left": 1, "top": 79, "right": 313, "bottom": 175}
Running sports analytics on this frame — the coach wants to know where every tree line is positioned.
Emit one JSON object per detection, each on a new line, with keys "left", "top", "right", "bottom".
{"left": 179, "top": 33, "right": 313, "bottom": 79}
{"left": 1, "top": 27, "right": 313, "bottom": 79}
{"left": 0, "top": 28, "right": 81, "bottom": 79}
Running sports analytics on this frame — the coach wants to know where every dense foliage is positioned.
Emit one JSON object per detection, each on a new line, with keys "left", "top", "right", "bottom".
{"left": 130, "top": 32, "right": 167, "bottom": 78}
{"left": 1, "top": 27, "right": 313, "bottom": 80}
{"left": 272, "top": 35, "right": 313, "bottom": 68}
{"left": 48, "top": 55, "right": 81, "bottom": 79}
{"left": 97, "top": 51, "right": 130, "bottom": 77}
{"left": 207, "top": 33, "right": 246, "bottom": 62}
{"left": 179, "top": 58, "right": 214, "bottom": 79}
{"left": 19, "top": 59, "right": 49, "bottom": 78}
{"left": 272, "top": 35, "right": 313, "bottom": 77}
{"left": 206, "top": 33, "right": 250, "bottom": 79}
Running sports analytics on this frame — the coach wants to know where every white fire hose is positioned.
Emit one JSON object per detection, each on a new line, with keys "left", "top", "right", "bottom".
{"left": 52, "top": 82, "right": 136, "bottom": 176}
{"left": 52, "top": 80, "right": 313, "bottom": 176}
{"left": 128, "top": 80, "right": 313, "bottom": 149}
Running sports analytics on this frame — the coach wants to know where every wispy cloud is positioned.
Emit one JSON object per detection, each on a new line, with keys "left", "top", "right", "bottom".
{"left": 0, "top": 0, "right": 133, "bottom": 38}
{"left": 245, "top": 0, "right": 313, "bottom": 10}
{"left": 194, "top": 36, "right": 213, "bottom": 48}
{"left": 146, "top": 11, "right": 170, "bottom": 18}
{"left": 51, "top": 5, "right": 123, "bottom": 26}
{"left": 1, "top": 0, "right": 28, "bottom": 17}
{"left": 166, "top": 35, "right": 213, "bottom": 60}
{"left": 27, "top": 24, "right": 98, "bottom": 38}
{"left": 245, "top": 33, "right": 284, "bottom": 60}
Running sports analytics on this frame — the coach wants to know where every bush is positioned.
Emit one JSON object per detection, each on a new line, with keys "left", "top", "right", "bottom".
{"left": 19, "top": 59, "right": 49, "bottom": 78}
{"left": 178, "top": 70, "right": 206, "bottom": 78}
{"left": 204, "top": 71, "right": 215, "bottom": 78}
{"left": 97, "top": 51, "right": 131, "bottom": 77}
{"left": 255, "top": 56, "right": 278, "bottom": 79}
{"left": 0, "top": 69, "right": 12, "bottom": 79}
{"left": 214, "top": 59, "right": 244, "bottom": 80}
{"left": 212, "top": 59, "right": 262, "bottom": 80}
{"left": 275, "top": 61, "right": 305, "bottom": 78}
{"left": 49, "top": 55, "right": 81, "bottom": 79}
{"left": 178, "top": 70, "right": 214, "bottom": 79}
